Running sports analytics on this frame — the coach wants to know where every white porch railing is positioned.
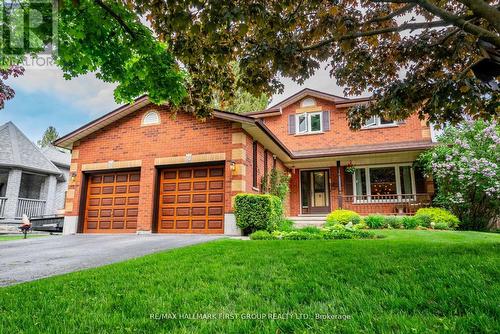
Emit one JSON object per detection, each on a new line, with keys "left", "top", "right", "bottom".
{"left": 0, "top": 197, "right": 6, "bottom": 218}
{"left": 16, "top": 198, "right": 46, "bottom": 218}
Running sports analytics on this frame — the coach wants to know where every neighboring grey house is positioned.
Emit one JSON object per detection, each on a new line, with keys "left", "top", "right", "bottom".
{"left": 0, "top": 122, "right": 70, "bottom": 226}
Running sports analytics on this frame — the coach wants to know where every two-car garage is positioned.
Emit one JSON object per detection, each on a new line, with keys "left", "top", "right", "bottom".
{"left": 82, "top": 165, "right": 225, "bottom": 234}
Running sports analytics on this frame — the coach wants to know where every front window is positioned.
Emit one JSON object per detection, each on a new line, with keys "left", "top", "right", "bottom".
{"left": 19, "top": 173, "right": 45, "bottom": 199}
{"left": 352, "top": 164, "right": 415, "bottom": 202}
{"left": 296, "top": 112, "right": 322, "bottom": 134}
{"left": 362, "top": 116, "right": 396, "bottom": 128}
{"left": 0, "top": 169, "right": 8, "bottom": 197}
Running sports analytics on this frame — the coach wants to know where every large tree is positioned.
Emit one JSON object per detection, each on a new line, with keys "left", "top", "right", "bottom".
{"left": 1, "top": 1, "right": 499, "bottom": 125}
{"left": 37, "top": 126, "right": 59, "bottom": 147}
{"left": 0, "top": 0, "right": 186, "bottom": 111}
{"left": 134, "top": 0, "right": 499, "bottom": 125}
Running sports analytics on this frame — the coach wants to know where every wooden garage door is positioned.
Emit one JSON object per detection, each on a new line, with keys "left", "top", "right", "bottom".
{"left": 158, "top": 165, "right": 225, "bottom": 234}
{"left": 84, "top": 171, "right": 140, "bottom": 233}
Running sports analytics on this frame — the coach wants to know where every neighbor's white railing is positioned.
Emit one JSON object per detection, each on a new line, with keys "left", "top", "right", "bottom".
{"left": 16, "top": 198, "right": 46, "bottom": 218}
{"left": 0, "top": 197, "right": 6, "bottom": 218}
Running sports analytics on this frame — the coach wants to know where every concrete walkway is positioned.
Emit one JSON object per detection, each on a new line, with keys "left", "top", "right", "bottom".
{"left": 0, "top": 234, "right": 222, "bottom": 286}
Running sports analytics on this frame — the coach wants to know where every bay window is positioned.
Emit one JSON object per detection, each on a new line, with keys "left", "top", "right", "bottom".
{"left": 352, "top": 164, "right": 416, "bottom": 202}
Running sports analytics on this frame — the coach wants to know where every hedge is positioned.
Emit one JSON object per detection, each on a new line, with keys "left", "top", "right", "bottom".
{"left": 325, "top": 209, "right": 361, "bottom": 226}
{"left": 414, "top": 207, "right": 460, "bottom": 229}
{"left": 234, "top": 193, "right": 283, "bottom": 234}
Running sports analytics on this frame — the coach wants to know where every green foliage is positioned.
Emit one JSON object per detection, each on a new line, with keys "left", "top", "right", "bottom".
{"left": 249, "top": 230, "right": 272, "bottom": 240}
{"left": 434, "top": 222, "right": 449, "bottom": 230}
{"left": 129, "top": 1, "right": 500, "bottom": 127}
{"left": 37, "top": 126, "right": 59, "bottom": 147}
{"left": 280, "top": 231, "right": 323, "bottom": 240}
{"left": 321, "top": 229, "right": 376, "bottom": 240}
{"left": 261, "top": 168, "right": 290, "bottom": 203}
{"left": 299, "top": 226, "right": 322, "bottom": 234}
{"left": 418, "top": 120, "right": 499, "bottom": 230}
{"left": 402, "top": 216, "right": 418, "bottom": 230}
{"left": 364, "top": 215, "right": 385, "bottom": 229}
{"left": 415, "top": 208, "right": 460, "bottom": 229}
{"left": 354, "top": 222, "right": 369, "bottom": 230}
{"left": 385, "top": 216, "right": 403, "bottom": 229}
{"left": 234, "top": 194, "right": 282, "bottom": 234}
{"left": 276, "top": 219, "right": 295, "bottom": 232}
{"left": 1, "top": 0, "right": 187, "bottom": 111}
{"left": 325, "top": 210, "right": 361, "bottom": 226}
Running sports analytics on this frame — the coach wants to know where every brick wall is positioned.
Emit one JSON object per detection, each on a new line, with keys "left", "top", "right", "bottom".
{"left": 262, "top": 97, "right": 432, "bottom": 153}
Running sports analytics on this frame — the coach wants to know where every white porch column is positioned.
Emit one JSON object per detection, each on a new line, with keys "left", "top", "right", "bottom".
{"left": 4, "top": 169, "right": 22, "bottom": 220}
{"left": 44, "top": 175, "right": 57, "bottom": 215}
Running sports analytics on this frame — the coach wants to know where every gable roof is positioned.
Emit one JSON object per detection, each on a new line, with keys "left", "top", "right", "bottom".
{"left": 40, "top": 145, "right": 71, "bottom": 168}
{"left": 245, "top": 88, "right": 371, "bottom": 118}
{"left": 0, "top": 122, "right": 62, "bottom": 175}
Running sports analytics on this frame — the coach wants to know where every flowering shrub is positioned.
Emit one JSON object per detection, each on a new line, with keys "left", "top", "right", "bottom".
{"left": 418, "top": 120, "right": 499, "bottom": 230}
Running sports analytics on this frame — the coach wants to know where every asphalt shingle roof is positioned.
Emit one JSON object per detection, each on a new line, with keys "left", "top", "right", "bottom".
{"left": 0, "top": 122, "right": 62, "bottom": 175}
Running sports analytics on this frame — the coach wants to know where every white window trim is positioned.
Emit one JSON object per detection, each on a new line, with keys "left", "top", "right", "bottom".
{"left": 361, "top": 116, "right": 397, "bottom": 129}
{"left": 351, "top": 163, "right": 416, "bottom": 203}
{"left": 295, "top": 112, "right": 323, "bottom": 135}
{"left": 141, "top": 110, "right": 161, "bottom": 126}
{"left": 300, "top": 97, "right": 316, "bottom": 108}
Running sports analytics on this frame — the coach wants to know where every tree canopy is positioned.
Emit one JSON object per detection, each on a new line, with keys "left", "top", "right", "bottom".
{"left": 1, "top": 0, "right": 499, "bottom": 125}
{"left": 37, "top": 126, "right": 59, "bottom": 147}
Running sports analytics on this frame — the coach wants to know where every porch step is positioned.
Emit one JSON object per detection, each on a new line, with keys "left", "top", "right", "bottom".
{"left": 288, "top": 216, "right": 326, "bottom": 228}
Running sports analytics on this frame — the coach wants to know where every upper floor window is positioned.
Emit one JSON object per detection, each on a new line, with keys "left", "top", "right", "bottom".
{"left": 296, "top": 112, "right": 322, "bottom": 134}
{"left": 142, "top": 110, "right": 160, "bottom": 126}
{"left": 300, "top": 97, "right": 316, "bottom": 108}
{"left": 362, "top": 116, "right": 397, "bottom": 129}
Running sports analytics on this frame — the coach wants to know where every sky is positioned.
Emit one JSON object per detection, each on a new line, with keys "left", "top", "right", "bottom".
{"left": 0, "top": 65, "right": 360, "bottom": 142}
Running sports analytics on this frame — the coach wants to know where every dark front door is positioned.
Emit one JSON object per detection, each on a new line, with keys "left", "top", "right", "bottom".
{"left": 300, "top": 170, "right": 330, "bottom": 214}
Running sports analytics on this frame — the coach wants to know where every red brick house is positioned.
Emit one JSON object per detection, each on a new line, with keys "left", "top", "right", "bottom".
{"left": 55, "top": 88, "right": 435, "bottom": 235}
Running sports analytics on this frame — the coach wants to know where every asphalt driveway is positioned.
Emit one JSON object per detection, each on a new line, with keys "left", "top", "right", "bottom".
{"left": 0, "top": 234, "right": 222, "bottom": 286}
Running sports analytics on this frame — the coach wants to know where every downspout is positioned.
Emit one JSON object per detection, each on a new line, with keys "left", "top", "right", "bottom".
{"left": 337, "top": 160, "right": 342, "bottom": 209}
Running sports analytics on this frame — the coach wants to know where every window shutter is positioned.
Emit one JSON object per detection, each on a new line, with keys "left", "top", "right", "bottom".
{"left": 322, "top": 111, "right": 330, "bottom": 131}
{"left": 344, "top": 171, "right": 353, "bottom": 195}
{"left": 288, "top": 115, "right": 296, "bottom": 135}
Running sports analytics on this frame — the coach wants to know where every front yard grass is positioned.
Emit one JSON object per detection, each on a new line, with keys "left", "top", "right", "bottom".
{"left": 0, "top": 230, "right": 499, "bottom": 333}
{"left": 0, "top": 234, "right": 46, "bottom": 242}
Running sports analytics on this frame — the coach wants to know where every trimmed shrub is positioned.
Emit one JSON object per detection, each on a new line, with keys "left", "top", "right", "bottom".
{"left": 434, "top": 222, "right": 449, "bottom": 230}
{"left": 415, "top": 207, "right": 460, "bottom": 229}
{"left": 365, "top": 215, "right": 385, "bottom": 229}
{"left": 384, "top": 216, "right": 403, "bottom": 229}
{"left": 299, "top": 226, "right": 322, "bottom": 234}
{"left": 249, "top": 230, "right": 272, "bottom": 240}
{"left": 415, "top": 214, "right": 432, "bottom": 227}
{"left": 277, "top": 219, "right": 295, "bottom": 232}
{"left": 234, "top": 194, "right": 283, "bottom": 234}
{"left": 402, "top": 216, "right": 418, "bottom": 229}
{"left": 325, "top": 209, "right": 361, "bottom": 226}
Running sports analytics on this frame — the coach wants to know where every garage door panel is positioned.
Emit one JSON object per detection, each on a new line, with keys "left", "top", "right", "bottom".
{"left": 158, "top": 165, "right": 224, "bottom": 234}
{"left": 84, "top": 171, "right": 140, "bottom": 233}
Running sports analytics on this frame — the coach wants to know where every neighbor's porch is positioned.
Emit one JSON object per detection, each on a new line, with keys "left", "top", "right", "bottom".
{"left": 287, "top": 154, "right": 434, "bottom": 220}
{"left": 0, "top": 168, "right": 57, "bottom": 221}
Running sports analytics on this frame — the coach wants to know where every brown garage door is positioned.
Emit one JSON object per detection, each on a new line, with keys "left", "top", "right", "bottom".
{"left": 84, "top": 171, "right": 140, "bottom": 233}
{"left": 158, "top": 165, "right": 225, "bottom": 234}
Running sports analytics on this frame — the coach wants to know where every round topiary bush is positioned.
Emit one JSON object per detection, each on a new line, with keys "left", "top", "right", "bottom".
{"left": 325, "top": 209, "right": 361, "bottom": 226}
{"left": 414, "top": 207, "right": 460, "bottom": 229}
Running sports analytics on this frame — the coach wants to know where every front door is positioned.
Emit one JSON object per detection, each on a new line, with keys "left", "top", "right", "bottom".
{"left": 300, "top": 170, "right": 330, "bottom": 214}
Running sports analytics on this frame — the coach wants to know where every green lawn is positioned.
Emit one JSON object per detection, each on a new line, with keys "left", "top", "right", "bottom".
{"left": 0, "top": 234, "right": 46, "bottom": 242}
{"left": 0, "top": 230, "right": 499, "bottom": 333}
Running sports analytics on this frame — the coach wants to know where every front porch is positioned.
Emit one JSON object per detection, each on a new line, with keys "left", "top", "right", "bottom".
{"left": 287, "top": 153, "right": 434, "bottom": 219}
{"left": 0, "top": 169, "right": 56, "bottom": 222}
